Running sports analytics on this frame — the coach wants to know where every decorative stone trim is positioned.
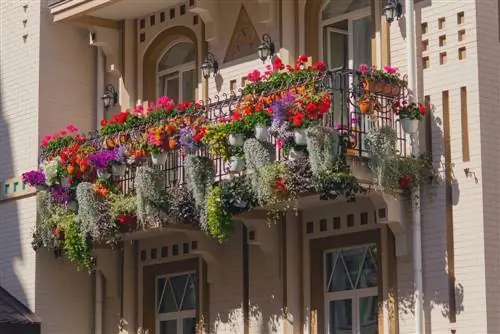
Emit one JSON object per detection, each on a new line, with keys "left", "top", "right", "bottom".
{"left": 0, "top": 175, "right": 36, "bottom": 202}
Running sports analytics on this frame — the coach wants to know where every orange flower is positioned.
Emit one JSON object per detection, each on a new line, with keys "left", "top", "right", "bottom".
{"left": 67, "top": 165, "right": 75, "bottom": 175}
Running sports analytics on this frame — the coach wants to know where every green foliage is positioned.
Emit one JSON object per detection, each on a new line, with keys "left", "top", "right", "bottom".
{"left": 63, "top": 215, "right": 94, "bottom": 271}
{"left": 206, "top": 186, "right": 233, "bottom": 243}
{"left": 76, "top": 182, "right": 114, "bottom": 241}
{"left": 108, "top": 192, "right": 137, "bottom": 222}
{"left": 201, "top": 125, "right": 231, "bottom": 161}
{"left": 135, "top": 167, "right": 168, "bottom": 226}
{"left": 305, "top": 126, "right": 340, "bottom": 175}
{"left": 185, "top": 155, "right": 214, "bottom": 210}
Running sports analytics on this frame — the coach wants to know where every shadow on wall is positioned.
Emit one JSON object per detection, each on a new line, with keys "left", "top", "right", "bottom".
{"left": 396, "top": 107, "right": 464, "bottom": 331}
{"left": 0, "top": 56, "right": 29, "bottom": 311}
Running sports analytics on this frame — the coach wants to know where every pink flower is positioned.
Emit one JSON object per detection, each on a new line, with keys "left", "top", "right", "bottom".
{"left": 66, "top": 124, "right": 78, "bottom": 132}
{"left": 359, "top": 64, "right": 369, "bottom": 75}
{"left": 383, "top": 65, "right": 398, "bottom": 74}
{"left": 276, "top": 139, "right": 284, "bottom": 149}
{"left": 156, "top": 96, "right": 175, "bottom": 110}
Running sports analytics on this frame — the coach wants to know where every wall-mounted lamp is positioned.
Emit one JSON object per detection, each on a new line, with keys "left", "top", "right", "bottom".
{"left": 383, "top": 0, "right": 402, "bottom": 24}
{"left": 257, "top": 33, "right": 275, "bottom": 63}
{"left": 201, "top": 52, "right": 219, "bottom": 80}
{"left": 101, "top": 84, "right": 118, "bottom": 111}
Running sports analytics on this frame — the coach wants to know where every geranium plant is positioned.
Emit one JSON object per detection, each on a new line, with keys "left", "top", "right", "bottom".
{"left": 288, "top": 92, "right": 331, "bottom": 130}
{"left": 392, "top": 99, "right": 427, "bottom": 120}
{"left": 147, "top": 126, "right": 168, "bottom": 154}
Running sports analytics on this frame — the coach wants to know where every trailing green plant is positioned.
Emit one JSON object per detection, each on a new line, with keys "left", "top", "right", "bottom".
{"left": 76, "top": 182, "right": 115, "bottom": 243}
{"left": 220, "top": 176, "right": 257, "bottom": 215}
{"left": 206, "top": 186, "right": 233, "bottom": 243}
{"left": 108, "top": 192, "right": 137, "bottom": 222}
{"left": 167, "top": 186, "right": 199, "bottom": 225}
{"left": 32, "top": 191, "right": 59, "bottom": 251}
{"left": 201, "top": 125, "right": 231, "bottom": 161}
{"left": 364, "top": 126, "right": 398, "bottom": 189}
{"left": 258, "top": 162, "right": 296, "bottom": 220}
{"left": 243, "top": 138, "right": 274, "bottom": 195}
{"left": 62, "top": 214, "right": 94, "bottom": 271}
{"left": 305, "top": 126, "right": 340, "bottom": 176}
{"left": 134, "top": 167, "right": 168, "bottom": 227}
{"left": 184, "top": 155, "right": 214, "bottom": 210}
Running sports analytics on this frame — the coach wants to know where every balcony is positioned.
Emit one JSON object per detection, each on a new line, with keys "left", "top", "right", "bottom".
{"left": 25, "top": 60, "right": 434, "bottom": 270}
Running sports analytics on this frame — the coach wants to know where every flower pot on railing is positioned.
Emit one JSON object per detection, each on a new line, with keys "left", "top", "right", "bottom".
{"left": 168, "top": 138, "right": 178, "bottom": 150}
{"left": 111, "top": 164, "right": 126, "bottom": 177}
{"left": 288, "top": 147, "right": 307, "bottom": 161}
{"left": 357, "top": 97, "right": 375, "bottom": 114}
{"left": 254, "top": 124, "right": 269, "bottom": 141}
{"left": 228, "top": 133, "right": 245, "bottom": 147}
{"left": 97, "top": 170, "right": 110, "bottom": 180}
{"left": 228, "top": 156, "right": 245, "bottom": 172}
{"left": 401, "top": 118, "right": 419, "bottom": 134}
{"left": 293, "top": 129, "right": 307, "bottom": 145}
{"left": 151, "top": 152, "right": 167, "bottom": 166}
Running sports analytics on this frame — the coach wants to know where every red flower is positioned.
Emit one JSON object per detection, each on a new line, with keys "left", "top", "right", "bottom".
{"left": 419, "top": 103, "right": 427, "bottom": 115}
{"left": 100, "top": 118, "right": 108, "bottom": 126}
{"left": 275, "top": 177, "right": 286, "bottom": 193}
{"left": 399, "top": 175, "right": 412, "bottom": 190}
{"left": 312, "top": 61, "right": 326, "bottom": 72}
{"left": 231, "top": 111, "right": 242, "bottom": 121}
{"left": 298, "top": 54, "right": 308, "bottom": 63}
{"left": 272, "top": 57, "right": 285, "bottom": 71}
{"left": 244, "top": 108, "right": 253, "bottom": 115}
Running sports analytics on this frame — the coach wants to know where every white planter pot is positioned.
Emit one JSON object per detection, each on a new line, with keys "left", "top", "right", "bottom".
{"left": 254, "top": 124, "right": 269, "bottom": 141}
{"left": 229, "top": 156, "right": 245, "bottom": 172}
{"left": 151, "top": 152, "right": 167, "bottom": 166}
{"left": 293, "top": 129, "right": 307, "bottom": 145}
{"left": 401, "top": 118, "right": 419, "bottom": 134}
{"left": 60, "top": 176, "right": 70, "bottom": 188}
{"left": 289, "top": 147, "right": 306, "bottom": 161}
{"left": 228, "top": 133, "right": 245, "bottom": 147}
{"left": 111, "top": 164, "right": 126, "bottom": 177}
{"left": 97, "top": 170, "right": 110, "bottom": 180}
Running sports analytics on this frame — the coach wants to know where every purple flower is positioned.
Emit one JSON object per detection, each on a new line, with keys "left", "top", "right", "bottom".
{"left": 88, "top": 150, "right": 118, "bottom": 171}
{"left": 22, "top": 170, "right": 46, "bottom": 187}
{"left": 271, "top": 92, "right": 295, "bottom": 126}
{"left": 51, "top": 185, "right": 70, "bottom": 204}
{"left": 179, "top": 125, "right": 196, "bottom": 151}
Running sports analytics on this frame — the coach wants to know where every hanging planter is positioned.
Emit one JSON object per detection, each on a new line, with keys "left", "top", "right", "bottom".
{"left": 111, "top": 163, "right": 126, "bottom": 177}
{"left": 228, "top": 156, "right": 245, "bottom": 172}
{"left": 228, "top": 133, "right": 245, "bottom": 147}
{"left": 294, "top": 129, "right": 307, "bottom": 145}
{"left": 151, "top": 152, "right": 167, "bottom": 166}
{"left": 401, "top": 118, "right": 419, "bottom": 134}
{"left": 288, "top": 147, "right": 306, "bottom": 161}
{"left": 168, "top": 138, "right": 178, "bottom": 150}
{"left": 357, "top": 96, "right": 376, "bottom": 114}
{"left": 97, "top": 170, "right": 110, "bottom": 180}
{"left": 254, "top": 124, "right": 269, "bottom": 141}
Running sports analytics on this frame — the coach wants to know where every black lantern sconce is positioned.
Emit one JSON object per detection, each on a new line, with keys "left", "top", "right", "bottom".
{"left": 384, "top": 0, "right": 402, "bottom": 24}
{"left": 101, "top": 84, "right": 118, "bottom": 111}
{"left": 201, "top": 52, "right": 219, "bottom": 80}
{"left": 257, "top": 33, "right": 275, "bottom": 63}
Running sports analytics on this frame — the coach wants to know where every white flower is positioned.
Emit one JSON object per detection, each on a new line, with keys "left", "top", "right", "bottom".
{"left": 41, "top": 158, "right": 61, "bottom": 185}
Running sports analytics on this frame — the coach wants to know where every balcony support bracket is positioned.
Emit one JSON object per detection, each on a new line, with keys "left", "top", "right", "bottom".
{"left": 89, "top": 26, "right": 121, "bottom": 76}
{"left": 189, "top": 1, "right": 217, "bottom": 42}
{"left": 257, "top": 0, "right": 273, "bottom": 25}
{"left": 369, "top": 192, "right": 408, "bottom": 257}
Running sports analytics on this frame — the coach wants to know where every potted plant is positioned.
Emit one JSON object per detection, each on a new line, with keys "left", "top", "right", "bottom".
{"left": 178, "top": 123, "right": 207, "bottom": 154}
{"left": 392, "top": 99, "right": 427, "bottom": 134}
{"left": 22, "top": 170, "right": 47, "bottom": 191}
{"left": 228, "top": 147, "right": 245, "bottom": 173}
{"left": 226, "top": 112, "right": 249, "bottom": 147}
{"left": 241, "top": 103, "right": 272, "bottom": 141}
{"left": 147, "top": 126, "right": 168, "bottom": 165}
{"left": 288, "top": 92, "right": 331, "bottom": 145}
{"left": 108, "top": 193, "right": 137, "bottom": 233}
{"left": 358, "top": 64, "right": 403, "bottom": 97}
{"left": 110, "top": 146, "right": 127, "bottom": 177}
{"left": 357, "top": 93, "right": 377, "bottom": 114}
{"left": 88, "top": 149, "right": 117, "bottom": 179}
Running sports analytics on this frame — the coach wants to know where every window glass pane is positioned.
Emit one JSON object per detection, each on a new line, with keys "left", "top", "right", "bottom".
{"left": 357, "top": 248, "right": 378, "bottom": 288}
{"left": 182, "top": 69, "right": 195, "bottom": 103}
{"left": 352, "top": 16, "right": 372, "bottom": 69}
{"left": 341, "top": 248, "right": 366, "bottom": 287}
{"left": 359, "top": 296, "right": 378, "bottom": 334}
{"left": 329, "top": 299, "right": 353, "bottom": 333}
{"left": 162, "top": 74, "right": 180, "bottom": 104}
{"left": 159, "top": 42, "right": 195, "bottom": 71}
{"left": 182, "top": 317, "right": 196, "bottom": 334}
{"left": 327, "top": 30, "right": 348, "bottom": 128}
{"left": 181, "top": 275, "right": 196, "bottom": 310}
{"left": 322, "top": 0, "right": 370, "bottom": 20}
{"left": 159, "top": 320, "right": 177, "bottom": 334}
{"left": 158, "top": 279, "right": 177, "bottom": 313}
{"left": 328, "top": 253, "right": 352, "bottom": 292}
{"left": 170, "top": 274, "right": 189, "bottom": 310}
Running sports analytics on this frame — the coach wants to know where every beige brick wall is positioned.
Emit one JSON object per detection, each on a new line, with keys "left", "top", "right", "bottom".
{"left": 390, "top": 1, "right": 489, "bottom": 333}
{"left": 476, "top": 0, "right": 500, "bottom": 332}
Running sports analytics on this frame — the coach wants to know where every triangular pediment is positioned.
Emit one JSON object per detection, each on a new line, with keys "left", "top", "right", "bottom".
{"left": 223, "top": 6, "right": 261, "bottom": 63}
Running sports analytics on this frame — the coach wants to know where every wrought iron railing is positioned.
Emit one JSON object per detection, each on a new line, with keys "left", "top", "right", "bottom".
{"left": 41, "top": 68, "right": 407, "bottom": 195}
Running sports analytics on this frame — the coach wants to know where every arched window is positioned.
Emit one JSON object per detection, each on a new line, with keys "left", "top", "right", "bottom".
{"left": 157, "top": 41, "right": 196, "bottom": 104}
